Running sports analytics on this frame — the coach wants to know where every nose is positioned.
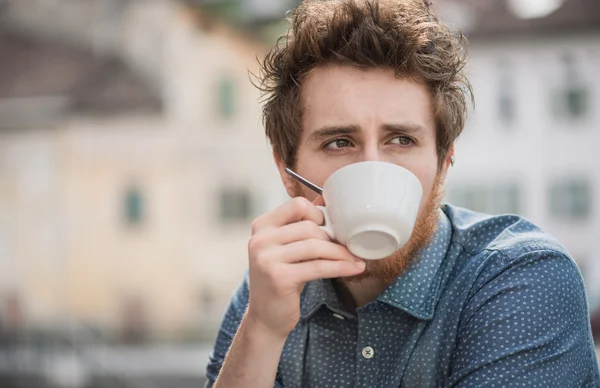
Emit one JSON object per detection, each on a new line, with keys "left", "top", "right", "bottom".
{"left": 360, "top": 143, "right": 383, "bottom": 162}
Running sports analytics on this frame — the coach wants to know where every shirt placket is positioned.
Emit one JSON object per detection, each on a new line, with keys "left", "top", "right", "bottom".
{"left": 355, "top": 305, "right": 381, "bottom": 387}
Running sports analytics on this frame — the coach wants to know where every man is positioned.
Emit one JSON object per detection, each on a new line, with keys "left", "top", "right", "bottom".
{"left": 206, "top": 0, "right": 600, "bottom": 386}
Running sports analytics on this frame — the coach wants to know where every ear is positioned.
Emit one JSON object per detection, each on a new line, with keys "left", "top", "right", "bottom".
{"left": 440, "top": 143, "right": 455, "bottom": 182}
{"left": 273, "top": 151, "right": 298, "bottom": 198}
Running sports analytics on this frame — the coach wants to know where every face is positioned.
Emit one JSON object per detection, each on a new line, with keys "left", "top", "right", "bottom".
{"left": 276, "top": 65, "right": 452, "bottom": 283}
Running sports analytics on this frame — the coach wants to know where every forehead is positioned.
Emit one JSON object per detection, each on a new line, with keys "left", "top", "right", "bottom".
{"left": 300, "top": 65, "right": 435, "bottom": 137}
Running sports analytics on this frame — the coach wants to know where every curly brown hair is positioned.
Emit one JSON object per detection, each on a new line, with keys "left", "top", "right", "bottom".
{"left": 255, "top": 0, "right": 473, "bottom": 169}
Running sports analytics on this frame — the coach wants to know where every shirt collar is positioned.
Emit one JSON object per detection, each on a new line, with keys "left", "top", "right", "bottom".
{"left": 300, "top": 276, "right": 349, "bottom": 320}
{"left": 300, "top": 207, "right": 453, "bottom": 321}
{"left": 377, "top": 208, "right": 452, "bottom": 319}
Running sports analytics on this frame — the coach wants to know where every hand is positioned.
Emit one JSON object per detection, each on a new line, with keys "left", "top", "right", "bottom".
{"left": 245, "top": 196, "right": 365, "bottom": 339}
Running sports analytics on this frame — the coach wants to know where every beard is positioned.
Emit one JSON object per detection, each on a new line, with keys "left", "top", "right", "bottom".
{"left": 291, "top": 172, "right": 444, "bottom": 284}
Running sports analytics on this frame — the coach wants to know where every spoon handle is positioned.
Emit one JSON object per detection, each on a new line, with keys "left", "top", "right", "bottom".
{"left": 284, "top": 168, "right": 323, "bottom": 195}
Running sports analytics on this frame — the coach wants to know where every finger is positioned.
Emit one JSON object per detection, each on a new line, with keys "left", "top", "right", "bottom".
{"left": 264, "top": 238, "right": 354, "bottom": 264}
{"left": 252, "top": 220, "right": 330, "bottom": 249}
{"left": 252, "top": 197, "right": 324, "bottom": 233}
{"left": 287, "top": 257, "right": 366, "bottom": 284}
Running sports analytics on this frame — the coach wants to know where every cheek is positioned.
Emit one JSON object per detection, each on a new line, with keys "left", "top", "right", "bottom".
{"left": 410, "top": 166, "right": 439, "bottom": 210}
{"left": 387, "top": 146, "right": 439, "bottom": 197}
{"left": 295, "top": 156, "right": 339, "bottom": 189}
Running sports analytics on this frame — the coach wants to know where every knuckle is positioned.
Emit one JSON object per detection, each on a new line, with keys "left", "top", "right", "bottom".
{"left": 300, "top": 220, "right": 317, "bottom": 236}
{"left": 336, "top": 260, "right": 355, "bottom": 276}
{"left": 248, "top": 234, "right": 264, "bottom": 253}
{"left": 309, "top": 222, "right": 327, "bottom": 239}
{"left": 304, "top": 239, "right": 321, "bottom": 259}
{"left": 252, "top": 250, "right": 270, "bottom": 268}
{"left": 250, "top": 216, "right": 264, "bottom": 235}
{"left": 312, "top": 260, "right": 330, "bottom": 277}
{"left": 292, "top": 196, "right": 311, "bottom": 214}
{"left": 334, "top": 245, "right": 350, "bottom": 259}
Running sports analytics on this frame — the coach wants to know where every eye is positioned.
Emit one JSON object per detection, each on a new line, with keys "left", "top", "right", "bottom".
{"left": 388, "top": 136, "right": 415, "bottom": 147}
{"left": 323, "top": 138, "right": 353, "bottom": 150}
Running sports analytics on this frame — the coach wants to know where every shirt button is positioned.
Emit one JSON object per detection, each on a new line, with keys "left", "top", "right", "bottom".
{"left": 361, "top": 346, "right": 374, "bottom": 359}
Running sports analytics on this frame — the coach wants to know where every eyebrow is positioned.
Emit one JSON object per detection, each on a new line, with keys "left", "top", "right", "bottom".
{"left": 308, "top": 125, "right": 359, "bottom": 142}
{"left": 381, "top": 123, "right": 426, "bottom": 135}
{"left": 308, "top": 123, "right": 426, "bottom": 142}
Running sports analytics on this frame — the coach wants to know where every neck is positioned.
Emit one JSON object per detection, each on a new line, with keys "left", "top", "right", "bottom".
{"left": 338, "top": 277, "right": 389, "bottom": 310}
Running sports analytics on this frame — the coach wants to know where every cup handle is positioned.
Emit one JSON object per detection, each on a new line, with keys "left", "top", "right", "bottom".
{"left": 316, "top": 206, "right": 334, "bottom": 240}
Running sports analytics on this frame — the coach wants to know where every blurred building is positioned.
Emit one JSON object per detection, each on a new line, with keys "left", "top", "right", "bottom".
{"left": 2, "top": 0, "right": 598, "bottom": 343}
{"left": 441, "top": 0, "right": 600, "bottom": 304}
{"left": 0, "top": 0, "right": 285, "bottom": 342}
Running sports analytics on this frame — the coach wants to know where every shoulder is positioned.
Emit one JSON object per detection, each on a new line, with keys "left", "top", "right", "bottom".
{"left": 443, "top": 204, "right": 582, "bottom": 294}
{"left": 444, "top": 206, "right": 598, "bottom": 387}
{"left": 444, "top": 204, "right": 570, "bottom": 260}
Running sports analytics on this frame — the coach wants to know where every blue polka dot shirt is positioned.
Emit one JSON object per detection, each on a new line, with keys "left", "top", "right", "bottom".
{"left": 206, "top": 205, "right": 600, "bottom": 387}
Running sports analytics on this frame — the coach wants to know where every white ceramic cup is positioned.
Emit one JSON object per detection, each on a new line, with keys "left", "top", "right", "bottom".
{"left": 317, "top": 161, "right": 423, "bottom": 260}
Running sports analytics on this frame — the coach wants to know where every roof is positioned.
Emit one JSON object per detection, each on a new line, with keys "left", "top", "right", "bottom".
{"left": 434, "top": 0, "right": 600, "bottom": 40}
{"left": 0, "top": 28, "right": 162, "bottom": 127}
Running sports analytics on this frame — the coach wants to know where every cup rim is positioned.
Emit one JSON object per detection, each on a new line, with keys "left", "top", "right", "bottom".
{"left": 323, "top": 161, "right": 422, "bottom": 194}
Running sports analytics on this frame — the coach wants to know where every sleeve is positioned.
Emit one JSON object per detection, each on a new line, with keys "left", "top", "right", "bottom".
{"left": 204, "top": 272, "right": 285, "bottom": 388}
{"left": 448, "top": 250, "right": 600, "bottom": 387}
{"left": 205, "top": 272, "right": 249, "bottom": 387}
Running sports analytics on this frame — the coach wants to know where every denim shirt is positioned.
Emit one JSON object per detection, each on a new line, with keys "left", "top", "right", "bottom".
{"left": 206, "top": 205, "right": 600, "bottom": 387}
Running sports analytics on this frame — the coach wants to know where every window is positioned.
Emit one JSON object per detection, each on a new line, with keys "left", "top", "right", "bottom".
{"left": 497, "top": 60, "right": 516, "bottom": 126}
{"left": 124, "top": 187, "right": 144, "bottom": 226}
{"left": 555, "top": 54, "right": 589, "bottom": 120}
{"left": 549, "top": 179, "right": 592, "bottom": 221}
{"left": 447, "top": 182, "right": 522, "bottom": 215}
{"left": 219, "top": 187, "right": 253, "bottom": 222}
{"left": 217, "top": 76, "right": 236, "bottom": 119}
{"left": 565, "top": 85, "right": 588, "bottom": 118}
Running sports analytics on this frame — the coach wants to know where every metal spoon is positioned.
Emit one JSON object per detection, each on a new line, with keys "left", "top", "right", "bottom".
{"left": 284, "top": 168, "right": 323, "bottom": 195}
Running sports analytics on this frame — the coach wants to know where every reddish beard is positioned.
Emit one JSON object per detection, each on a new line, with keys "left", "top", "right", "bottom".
{"left": 291, "top": 173, "right": 444, "bottom": 284}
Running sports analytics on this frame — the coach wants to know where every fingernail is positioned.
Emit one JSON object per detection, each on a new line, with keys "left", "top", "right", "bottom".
{"left": 354, "top": 258, "right": 365, "bottom": 267}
